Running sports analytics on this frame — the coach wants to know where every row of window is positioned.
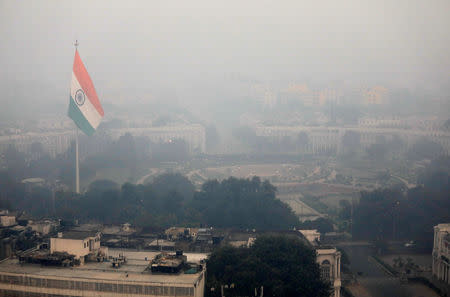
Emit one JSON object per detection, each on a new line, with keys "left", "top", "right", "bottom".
{"left": 0, "top": 274, "right": 194, "bottom": 296}
{"left": 0, "top": 289, "right": 68, "bottom": 297}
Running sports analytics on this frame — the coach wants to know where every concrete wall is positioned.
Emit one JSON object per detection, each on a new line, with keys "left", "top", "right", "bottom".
{"left": 50, "top": 238, "right": 89, "bottom": 259}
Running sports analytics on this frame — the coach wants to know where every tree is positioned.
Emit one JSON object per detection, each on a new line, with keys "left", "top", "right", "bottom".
{"left": 341, "top": 131, "right": 361, "bottom": 154}
{"left": 206, "top": 235, "right": 330, "bottom": 297}
{"left": 338, "top": 199, "right": 351, "bottom": 220}
{"left": 151, "top": 173, "right": 195, "bottom": 201}
{"left": 408, "top": 137, "right": 444, "bottom": 160}
{"left": 300, "top": 218, "right": 334, "bottom": 234}
{"left": 205, "top": 124, "right": 219, "bottom": 152}
{"left": 88, "top": 179, "right": 119, "bottom": 193}
{"left": 191, "top": 177, "right": 299, "bottom": 229}
{"left": 297, "top": 131, "right": 309, "bottom": 149}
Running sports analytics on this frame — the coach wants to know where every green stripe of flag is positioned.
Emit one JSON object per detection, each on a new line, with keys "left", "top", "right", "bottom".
{"left": 68, "top": 96, "right": 96, "bottom": 136}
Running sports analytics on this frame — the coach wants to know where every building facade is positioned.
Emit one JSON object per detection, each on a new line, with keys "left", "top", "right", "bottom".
{"left": 299, "top": 230, "right": 341, "bottom": 297}
{"left": 50, "top": 231, "right": 101, "bottom": 262}
{"left": 432, "top": 223, "right": 450, "bottom": 285}
{"left": 317, "top": 248, "right": 341, "bottom": 297}
{"left": 0, "top": 249, "right": 206, "bottom": 297}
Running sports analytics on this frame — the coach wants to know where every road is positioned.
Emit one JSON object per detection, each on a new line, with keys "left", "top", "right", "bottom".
{"left": 136, "top": 168, "right": 159, "bottom": 184}
{"left": 391, "top": 175, "right": 416, "bottom": 189}
{"left": 340, "top": 245, "right": 439, "bottom": 297}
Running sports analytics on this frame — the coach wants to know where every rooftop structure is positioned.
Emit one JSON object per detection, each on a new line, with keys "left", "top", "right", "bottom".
{"left": 299, "top": 229, "right": 321, "bottom": 246}
{"left": 1, "top": 248, "right": 206, "bottom": 297}
{"left": 50, "top": 231, "right": 102, "bottom": 263}
{"left": 28, "top": 219, "right": 59, "bottom": 235}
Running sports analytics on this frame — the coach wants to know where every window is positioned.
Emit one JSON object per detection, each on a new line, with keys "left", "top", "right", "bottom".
{"left": 320, "top": 260, "right": 331, "bottom": 281}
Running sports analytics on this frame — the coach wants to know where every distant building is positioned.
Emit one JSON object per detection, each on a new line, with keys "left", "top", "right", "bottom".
{"left": 109, "top": 125, "right": 206, "bottom": 154}
{"left": 148, "top": 239, "right": 176, "bottom": 251}
{"left": 298, "top": 229, "right": 320, "bottom": 245}
{"left": 0, "top": 214, "right": 16, "bottom": 227}
{"left": 28, "top": 219, "right": 58, "bottom": 235}
{"left": 195, "top": 228, "right": 213, "bottom": 244}
{"left": 432, "top": 223, "right": 450, "bottom": 285}
{"left": 165, "top": 227, "right": 198, "bottom": 241}
{"left": 363, "top": 86, "right": 389, "bottom": 105}
{"left": 254, "top": 125, "right": 450, "bottom": 156}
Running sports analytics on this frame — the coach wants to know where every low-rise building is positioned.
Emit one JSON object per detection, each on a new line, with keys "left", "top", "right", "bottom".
{"left": 50, "top": 231, "right": 101, "bottom": 263}
{"left": 0, "top": 215, "right": 16, "bottom": 227}
{"left": 28, "top": 219, "right": 58, "bottom": 235}
{"left": 148, "top": 239, "right": 176, "bottom": 251}
{"left": 432, "top": 223, "right": 450, "bottom": 285}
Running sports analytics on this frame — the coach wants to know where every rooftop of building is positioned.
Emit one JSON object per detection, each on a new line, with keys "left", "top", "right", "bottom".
{"left": 316, "top": 247, "right": 339, "bottom": 255}
{"left": 55, "top": 231, "right": 100, "bottom": 240}
{"left": 65, "top": 224, "right": 137, "bottom": 236}
{"left": 436, "top": 223, "right": 450, "bottom": 231}
{"left": 0, "top": 249, "right": 207, "bottom": 284}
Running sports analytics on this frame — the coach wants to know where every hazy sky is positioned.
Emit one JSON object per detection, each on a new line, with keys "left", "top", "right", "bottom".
{"left": 1, "top": 0, "right": 450, "bottom": 109}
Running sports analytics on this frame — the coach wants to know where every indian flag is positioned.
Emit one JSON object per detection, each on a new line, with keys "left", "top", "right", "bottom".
{"left": 68, "top": 50, "right": 104, "bottom": 136}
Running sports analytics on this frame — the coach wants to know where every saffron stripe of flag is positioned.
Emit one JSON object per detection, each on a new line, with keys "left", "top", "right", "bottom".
{"left": 68, "top": 50, "right": 104, "bottom": 136}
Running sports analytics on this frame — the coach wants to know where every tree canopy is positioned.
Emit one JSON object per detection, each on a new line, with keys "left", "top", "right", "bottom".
{"left": 191, "top": 176, "right": 299, "bottom": 229}
{"left": 0, "top": 172, "right": 300, "bottom": 230}
{"left": 206, "top": 235, "right": 330, "bottom": 297}
{"left": 353, "top": 157, "right": 450, "bottom": 245}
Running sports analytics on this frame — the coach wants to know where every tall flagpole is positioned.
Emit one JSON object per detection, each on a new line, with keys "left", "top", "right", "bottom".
{"left": 75, "top": 126, "right": 80, "bottom": 194}
{"left": 74, "top": 40, "right": 80, "bottom": 194}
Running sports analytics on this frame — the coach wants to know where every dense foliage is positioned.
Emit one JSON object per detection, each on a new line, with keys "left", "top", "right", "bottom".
{"left": 206, "top": 235, "right": 330, "bottom": 297}
{"left": 0, "top": 172, "right": 299, "bottom": 230}
{"left": 353, "top": 157, "right": 450, "bottom": 244}
{"left": 191, "top": 177, "right": 299, "bottom": 229}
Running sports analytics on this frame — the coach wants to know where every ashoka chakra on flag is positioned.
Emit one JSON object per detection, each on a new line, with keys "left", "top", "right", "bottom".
{"left": 68, "top": 50, "right": 104, "bottom": 136}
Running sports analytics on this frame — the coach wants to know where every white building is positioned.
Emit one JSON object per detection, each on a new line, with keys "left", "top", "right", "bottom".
{"left": 299, "top": 230, "right": 341, "bottom": 297}
{"left": 254, "top": 125, "right": 450, "bottom": 156}
{"left": 317, "top": 248, "right": 341, "bottom": 297}
{"left": 50, "top": 231, "right": 101, "bottom": 263}
{"left": 432, "top": 223, "right": 450, "bottom": 285}
{"left": 0, "top": 215, "right": 16, "bottom": 227}
{"left": 109, "top": 125, "right": 206, "bottom": 154}
{"left": 0, "top": 249, "right": 206, "bottom": 297}
{"left": 299, "top": 229, "right": 320, "bottom": 245}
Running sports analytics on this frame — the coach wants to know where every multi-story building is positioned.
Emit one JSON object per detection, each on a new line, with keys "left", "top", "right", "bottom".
{"left": 254, "top": 125, "right": 450, "bottom": 156}
{"left": 0, "top": 233, "right": 206, "bottom": 297}
{"left": 432, "top": 223, "right": 450, "bottom": 285}
{"left": 0, "top": 124, "right": 206, "bottom": 158}
{"left": 109, "top": 125, "right": 206, "bottom": 154}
